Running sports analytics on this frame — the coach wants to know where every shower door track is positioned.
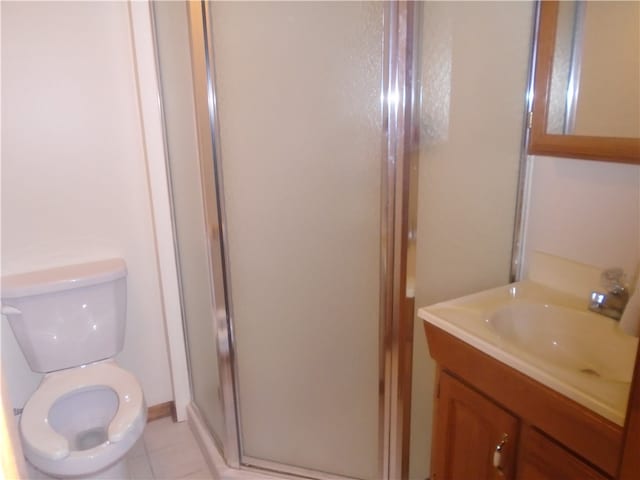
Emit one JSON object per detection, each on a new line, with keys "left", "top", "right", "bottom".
{"left": 186, "top": 2, "right": 420, "bottom": 479}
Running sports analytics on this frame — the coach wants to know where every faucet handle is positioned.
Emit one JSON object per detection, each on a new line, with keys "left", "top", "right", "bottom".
{"left": 601, "top": 268, "right": 627, "bottom": 292}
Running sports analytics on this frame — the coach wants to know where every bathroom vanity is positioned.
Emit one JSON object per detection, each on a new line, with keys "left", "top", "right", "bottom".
{"left": 419, "top": 0, "right": 640, "bottom": 475}
{"left": 420, "top": 281, "right": 639, "bottom": 480}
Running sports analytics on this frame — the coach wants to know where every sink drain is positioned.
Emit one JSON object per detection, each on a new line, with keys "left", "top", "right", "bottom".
{"left": 580, "top": 368, "right": 600, "bottom": 377}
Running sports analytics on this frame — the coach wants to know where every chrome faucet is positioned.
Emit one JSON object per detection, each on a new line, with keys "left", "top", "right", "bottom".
{"left": 589, "top": 268, "right": 629, "bottom": 320}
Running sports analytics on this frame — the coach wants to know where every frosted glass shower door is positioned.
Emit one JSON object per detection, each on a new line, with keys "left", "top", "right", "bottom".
{"left": 152, "top": 1, "right": 225, "bottom": 446}
{"left": 209, "top": 2, "right": 383, "bottom": 478}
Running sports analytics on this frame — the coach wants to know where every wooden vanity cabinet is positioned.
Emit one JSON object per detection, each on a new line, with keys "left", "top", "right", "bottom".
{"left": 432, "top": 371, "right": 611, "bottom": 480}
{"left": 433, "top": 372, "right": 519, "bottom": 480}
{"left": 426, "top": 324, "right": 623, "bottom": 480}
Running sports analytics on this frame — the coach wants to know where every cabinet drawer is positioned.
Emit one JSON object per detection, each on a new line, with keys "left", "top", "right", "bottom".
{"left": 517, "top": 426, "right": 609, "bottom": 480}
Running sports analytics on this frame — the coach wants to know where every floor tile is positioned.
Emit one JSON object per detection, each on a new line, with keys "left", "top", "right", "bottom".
{"left": 176, "top": 468, "right": 214, "bottom": 480}
{"left": 128, "top": 437, "right": 147, "bottom": 459}
{"left": 126, "top": 454, "right": 154, "bottom": 479}
{"left": 148, "top": 443, "right": 209, "bottom": 480}
{"left": 141, "top": 418, "right": 212, "bottom": 479}
{"left": 22, "top": 417, "right": 216, "bottom": 479}
{"left": 143, "top": 418, "right": 199, "bottom": 454}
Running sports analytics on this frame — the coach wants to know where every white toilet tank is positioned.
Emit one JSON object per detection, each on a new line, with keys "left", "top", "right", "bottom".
{"left": 1, "top": 259, "right": 127, "bottom": 373}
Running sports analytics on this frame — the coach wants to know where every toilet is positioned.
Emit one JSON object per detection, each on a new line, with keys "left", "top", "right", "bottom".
{"left": 1, "top": 259, "right": 146, "bottom": 479}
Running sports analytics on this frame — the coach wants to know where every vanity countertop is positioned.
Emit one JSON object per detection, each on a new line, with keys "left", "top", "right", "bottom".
{"left": 418, "top": 280, "right": 639, "bottom": 426}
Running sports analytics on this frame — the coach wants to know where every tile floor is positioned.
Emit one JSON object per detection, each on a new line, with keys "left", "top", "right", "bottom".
{"left": 25, "top": 417, "right": 214, "bottom": 479}
{"left": 126, "top": 417, "right": 214, "bottom": 479}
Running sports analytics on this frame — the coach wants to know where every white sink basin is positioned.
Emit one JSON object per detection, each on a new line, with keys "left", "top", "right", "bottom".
{"left": 488, "top": 301, "right": 636, "bottom": 383}
{"left": 418, "top": 281, "right": 639, "bottom": 425}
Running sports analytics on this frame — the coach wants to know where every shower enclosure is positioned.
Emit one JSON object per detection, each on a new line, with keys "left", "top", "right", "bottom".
{"left": 152, "top": 1, "right": 419, "bottom": 478}
{"left": 150, "top": 0, "right": 533, "bottom": 478}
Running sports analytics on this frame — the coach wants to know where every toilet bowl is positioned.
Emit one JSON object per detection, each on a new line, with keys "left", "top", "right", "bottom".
{"left": 1, "top": 259, "right": 147, "bottom": 479}
{"left": 20, "top": 361, "right": 147, "bottom": 478}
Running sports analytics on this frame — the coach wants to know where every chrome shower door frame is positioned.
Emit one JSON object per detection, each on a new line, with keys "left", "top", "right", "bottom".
{"left": 186, "top": 0, "right": 241, "bottom": 468}
{"left": 186, "top": 1, "right": 420, "bottom": 478}
{"left": 381, "top": 2, "right": 421, "bottom": 479}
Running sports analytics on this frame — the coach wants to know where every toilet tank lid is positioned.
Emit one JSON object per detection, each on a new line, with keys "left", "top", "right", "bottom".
{"left": 1, "top": 259, "right": 126, "bottom": 299}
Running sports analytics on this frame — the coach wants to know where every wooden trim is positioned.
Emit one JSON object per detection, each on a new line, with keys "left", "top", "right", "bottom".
{"left": 528, "top": 1, "right": 640, "bottom": 164}
{"left": 147, "top": 401, "right": 176, "bottom": 423}
{"left": 618, "top": 341, "right": 640, "bottom": 479}
{"left": 401, "top": 297, "right": 415, "bottom": 479}
{"left": 429, "top": 366, "right": 442, "bottom": 477}
{"left": 424, "top": 323, "right": 623, "bottom": 477}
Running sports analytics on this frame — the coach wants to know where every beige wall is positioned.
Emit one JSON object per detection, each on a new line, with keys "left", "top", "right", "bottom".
{"left": 1, "top": 365, "right": 26, "bottom": 480}
{"left": 1, "top": 2, "right": 172, "bottom": 408}
{"left": 522, "top": 156, "right": 640, "bottom": 280}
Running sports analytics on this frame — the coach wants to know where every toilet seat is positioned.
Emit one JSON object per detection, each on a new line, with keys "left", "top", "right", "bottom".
{"left": 20, "top": 360, "right": 145, "bottom": 462}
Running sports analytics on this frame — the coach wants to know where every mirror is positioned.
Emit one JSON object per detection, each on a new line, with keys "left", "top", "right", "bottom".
{"left": 529, "top": 0, "right": 640, "bottom": 163}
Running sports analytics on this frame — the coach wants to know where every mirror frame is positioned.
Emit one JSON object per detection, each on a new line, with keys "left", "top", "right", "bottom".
{"left": 528, "top": 0, "right": 640, "bottom": 164}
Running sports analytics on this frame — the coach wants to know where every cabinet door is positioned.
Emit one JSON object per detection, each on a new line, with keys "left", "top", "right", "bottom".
{"left": 517, "top": 426, "right": 609, "bottom": 480}
{"left": 432, "top": 372, "right": 519, "bottom": 480}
